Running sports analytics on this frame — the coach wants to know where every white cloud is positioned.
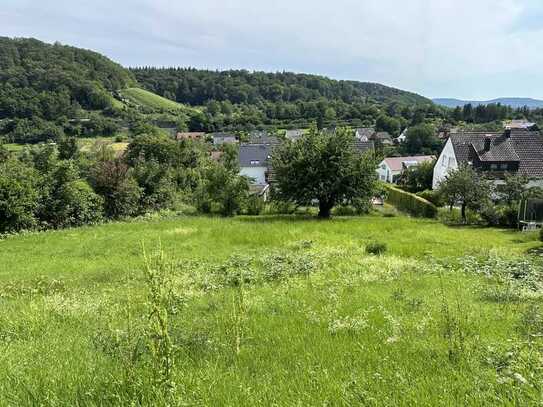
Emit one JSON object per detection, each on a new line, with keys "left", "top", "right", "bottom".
{"left": 3, "top": 0, "right": 543, "bottom": 99}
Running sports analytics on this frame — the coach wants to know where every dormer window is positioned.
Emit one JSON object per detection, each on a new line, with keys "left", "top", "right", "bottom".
{"left": 250, "top": 160, "right": 260, "bottom": 165}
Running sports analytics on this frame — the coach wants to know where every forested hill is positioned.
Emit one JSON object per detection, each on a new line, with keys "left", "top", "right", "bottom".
{"left": 131, "top": 68, "right": 431, "bottom": 107}
{"left": 0, "top": 37, "right": 135, "bottom": 121}
{"left": 0, "top": 37, "right": 438, "bottom": 142}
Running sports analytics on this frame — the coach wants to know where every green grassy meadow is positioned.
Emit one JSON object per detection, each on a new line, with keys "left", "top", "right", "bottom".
{"left": 121, "top": 87, "right": 199, "bottom": 114}
{"left": 0, "top": 214, "right": 542, "bottom": 405}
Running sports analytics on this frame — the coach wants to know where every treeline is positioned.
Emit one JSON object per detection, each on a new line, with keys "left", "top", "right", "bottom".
{"left": 0, "top": 131, "right": 253, "bottom": 234}
{"left": 450, "top": 102, "right": 543, "bottom": 125}
{"left": 130, "top": 68, "right": 431, "bottom": 106}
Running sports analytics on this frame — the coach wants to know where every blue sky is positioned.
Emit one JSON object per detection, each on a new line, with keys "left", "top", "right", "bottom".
{"left": 2, "top": 0, "right": 543, "bottom": 100}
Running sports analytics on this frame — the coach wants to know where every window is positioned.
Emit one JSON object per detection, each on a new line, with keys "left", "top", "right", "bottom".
{"left": 490, "top": 164, "right": 498, "bottom": 171}
{"left": 250, "top": 160, "right": 260, "bottom": 165}
{"left": 448, "top": 157, "right": 454, "bottom": 167}
{"left": 442, "top": 155, "right": 447, "bottom": 167}
{"left": 381, "top": 164, "right": 387, "bottom": 170}
{"left": 499, "top": 163, "right": 508, "bottom": 170}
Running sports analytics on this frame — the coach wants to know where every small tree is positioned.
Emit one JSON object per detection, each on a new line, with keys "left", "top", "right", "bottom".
{"left": 272, "top": 127, "right": 378, "bottom": 218}
{"left": 196, "top": 161, "right": 249, "bottom": 217}
{"left": 0, "top": 158, "right": 40, "bottom": 233}
{"left": 438, "top": 165, "right": 492, "bottom": 222}
{"left": 398, "top": 160, "right": 435, "bottom": 193}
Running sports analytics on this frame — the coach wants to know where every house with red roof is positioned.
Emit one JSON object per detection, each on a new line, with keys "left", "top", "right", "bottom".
{"left": 377, "top": 155, "right": 435, "bottom": 183}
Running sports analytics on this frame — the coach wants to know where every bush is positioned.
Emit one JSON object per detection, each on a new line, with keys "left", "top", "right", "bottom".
{"left": 366, "top": 241, "right": 387, "bottom": 255}
{"left": 245, "top": 194, "right": 264, "bottom": 215}
{"left": 417, "top": 189, "right": 444, "bottom": 207}
{"left": 540, "top": 227, "right": 543, "bottom": 242}
{"left": 384, "top": 185, "right": 437, "bottom": 218}
{"left": 333, "top": 205, "right": 357, "bottom": 216}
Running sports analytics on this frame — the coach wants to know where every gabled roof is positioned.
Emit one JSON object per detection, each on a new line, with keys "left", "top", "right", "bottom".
{"left": 239, "top": 144, "right": 272, "bottom": 167}
{"left": 285, "top": 129, "right": 304, "bottom": 141}
{"left": 383, "top": 155, "right": 435, "bottom": 172}
{"left": 373, "top": 131, "right": 393, "bottom": 141}
{"left": 211, "top": 132, "right": 237, "bottom": 144}
{"left": 449, "top": 130, "right": 543, "bottom": 178}
{"left": 248, "top": 131, "right": 279, "bottom": 145}
{"left": 354, "top": 140, "right": 375, "bottom": 154}
{"left": 355, "top": 127, "right": 375, "bottom": 140}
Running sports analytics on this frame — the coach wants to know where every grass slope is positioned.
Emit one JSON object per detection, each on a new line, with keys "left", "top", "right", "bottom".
{"left": 0, "top": 214, "right": 541, "bottom": 405}
{"left": 121, "top": 87, "right": 199, "bottom": 114}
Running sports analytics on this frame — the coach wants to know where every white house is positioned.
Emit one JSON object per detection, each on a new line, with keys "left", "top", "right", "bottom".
{"left": 377, "top": 155, "right": 435, "bottom": 183}
{"left": 239, "top": 144, "right": 272, "bottom": 186}
{"left": 355, "top": 127, "right": 375, "bottom": 141}
{"left": 432, "top": 129, "right": 543, "bottom": 189}
{"left": 397, "top": 128, "right": 408, "bottom": 143}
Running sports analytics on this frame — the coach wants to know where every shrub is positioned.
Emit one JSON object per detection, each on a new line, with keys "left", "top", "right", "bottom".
{"left": 540, "top": 227, "right": 543, "bottom": 242}
{"left": 333, "top": 205, "right": 357, "bottom": 216}
{"left": 366, "top": 241, "right": 387, "bottom": 255}
{"left": 417, "top": 189, "right": 444, "bottom": 207}
{"left": 245, "top": 194, "right": 264, "bottom": 215}
{"left": 384, "top": 185, "right": 437, "bottom": 218}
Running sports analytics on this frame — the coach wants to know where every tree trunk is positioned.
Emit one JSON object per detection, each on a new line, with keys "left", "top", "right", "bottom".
{"left": 461, "top": 203, "right": 467, "bottom": 222}
{"left": 318, "top": 201, "right": 333, "bottom": 219}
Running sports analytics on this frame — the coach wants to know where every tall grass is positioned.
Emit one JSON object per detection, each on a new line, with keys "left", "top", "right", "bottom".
{"left": 0, "top": 215, "right": 541, "bottom": 404}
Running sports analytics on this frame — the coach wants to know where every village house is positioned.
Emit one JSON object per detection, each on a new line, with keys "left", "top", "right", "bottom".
{"left": 355, "top": 127, "right": 375, "bottom": 141}
{"left": 239, "top": 144, "right": 272, "bottom": 186}
{"left": 212, "top": 132, "right": 238, "bottom": 145}
{"left": 432, "top": 129, "right": 543, "bottom": 189}
{"left": 503, "top": 119, "right": 537, "bottom": 130}
{"left": 285, "top": 129, "right": 304, "bottom": 142}
{"left": 354, "top": 140, "right": 375, "bottom": 155}
{"left": 377, "top": 155, "right": 435, "bottom": 183}
{"left": 373, "top": 131, "right": 394, "bottom": 146}
{"left": 248, "top": 130, "right": 280, "bottom": 145}
{"left": 397, "top": 128, "right": 408, "bottom": 143}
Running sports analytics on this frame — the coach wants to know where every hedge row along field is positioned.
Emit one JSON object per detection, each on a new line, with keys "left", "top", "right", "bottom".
{"left": 384, "top": 184, "right": 438, "bottom": 218}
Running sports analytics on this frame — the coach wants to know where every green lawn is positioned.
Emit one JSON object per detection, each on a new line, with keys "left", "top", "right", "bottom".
{"left": 0, "top": 214, "right": 542, "bottom": 405}
{"left": 121, "top": 87, "right": 199, "bottom": 114}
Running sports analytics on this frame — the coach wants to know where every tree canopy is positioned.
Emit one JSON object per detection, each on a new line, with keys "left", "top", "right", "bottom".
{"left": 272, "top": 127, "right": 378, "bottom": 218}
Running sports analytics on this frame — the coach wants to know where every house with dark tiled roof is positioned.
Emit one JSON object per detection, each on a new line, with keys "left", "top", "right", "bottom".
{"left": 285, "top": 129, "right": 304, "bottom": 142}
{"left": 212, "top": 132, "right": 238, "bottom": 146}
{"left": 355, "top": 127, "right": 375, "bottom": 142}
{"left": 248, "top": 131, "right": 280, "bottom": 145}
{"left": 372, "top": 131, "right": 394, "bottom": 146}
{"left": 432, "top": 129, "right": 543, "bottom": 189}
{"left": 354, "top": 140, "right": 375, "bottom": 155}
{"left": 239, "top": 143, "right": 273, "bottom": 189}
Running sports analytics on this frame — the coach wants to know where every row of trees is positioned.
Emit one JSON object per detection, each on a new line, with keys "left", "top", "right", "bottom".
{"left": 0, "top": 126, "right": 383, "bottom": 233}
{"left": 0, "top": 132, "right": 252, "bottom": 234}
{"left": 398, "top": 161, "right": 543, "bottom": 226}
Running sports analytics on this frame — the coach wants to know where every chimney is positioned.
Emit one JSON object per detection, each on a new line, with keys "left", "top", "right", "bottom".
{"left": 504, "top": 129, "right": 512, "bottom": 138}
{"left": 484, "top": 136, "right": 492, "bottom": 152}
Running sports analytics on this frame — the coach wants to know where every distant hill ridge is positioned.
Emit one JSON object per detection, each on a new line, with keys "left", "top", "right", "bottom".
{"left": 433, "top": 97, "right": 543, "bottom": 109}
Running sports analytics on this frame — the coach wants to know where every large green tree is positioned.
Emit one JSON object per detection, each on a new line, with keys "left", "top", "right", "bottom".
{"left": 272, "top": 127, "right": 378, "bottom": 218}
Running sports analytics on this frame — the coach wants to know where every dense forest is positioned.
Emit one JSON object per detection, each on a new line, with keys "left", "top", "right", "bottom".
{"left": 2, "top": 37, "right": 543, "bottom": 147}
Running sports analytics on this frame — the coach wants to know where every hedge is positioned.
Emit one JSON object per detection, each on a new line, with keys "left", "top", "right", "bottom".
{"left": 384, "top": 184, "right": 438, "bottom": 218}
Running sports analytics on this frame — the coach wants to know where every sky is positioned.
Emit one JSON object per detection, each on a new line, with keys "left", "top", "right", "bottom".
{"left": 2, "top": 0, "right": 543, "bottom": 100}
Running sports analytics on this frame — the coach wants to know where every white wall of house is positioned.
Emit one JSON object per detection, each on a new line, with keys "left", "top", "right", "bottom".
{"left": 432, "top": 138, "right": 457, "bottom": 189}
{"left": 376, "top": 161, "right": 398, "bottom": 183}
{"left": 240, "top": 166, "right": 267, "bottom": 185}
